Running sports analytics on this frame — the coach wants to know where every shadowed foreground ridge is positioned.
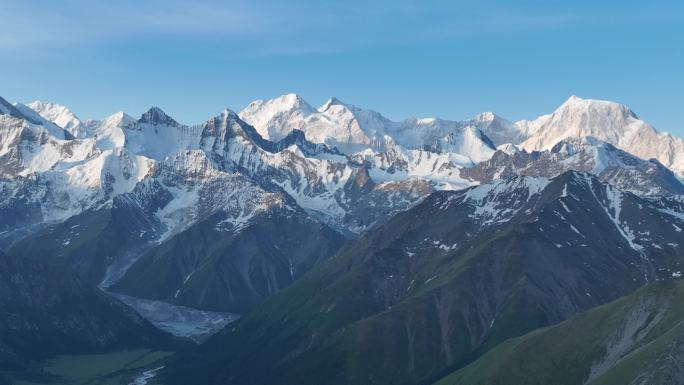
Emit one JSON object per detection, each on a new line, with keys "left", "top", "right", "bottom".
{"left": 161, "top": 171, "right": 684, "bottom": 385}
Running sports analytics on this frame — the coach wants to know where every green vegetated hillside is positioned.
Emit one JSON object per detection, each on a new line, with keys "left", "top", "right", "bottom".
{"left": 0, "top": 251, "right": 178, "bottom": 384}
{"left": 434, "top": 279, "right": 684, "bottom": 385}
{"left": 11, "top": 349, "right": 171, "bottom": 385}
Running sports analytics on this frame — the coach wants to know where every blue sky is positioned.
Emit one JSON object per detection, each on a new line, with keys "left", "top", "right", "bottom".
{"left": 1, "top": 0, "right": 683, "bottom": 135}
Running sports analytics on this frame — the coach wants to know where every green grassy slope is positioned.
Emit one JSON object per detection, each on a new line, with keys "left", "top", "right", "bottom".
{"left": 434, "top": 280, "right": 684, "bottom": 385}
{"left": 7, "top": 349, "right": 171, "bottom": 385}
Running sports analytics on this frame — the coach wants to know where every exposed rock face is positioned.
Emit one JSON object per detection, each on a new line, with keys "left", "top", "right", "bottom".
{"left": 160, "top": 172, "right": 684, "bottom": 385}
{"left": 0, "top": 252, "right": 173, "bottom": 366}
{"left": 431, "top": 280, "right": 684, "bottom": 385}
{"left": 111, "top": 200, "right": 345, "bottom": 313}
{"left": 629, "top": 335, "right": 684, "bottom": 385}
{"left": 138, "top": 106, "right": 180, "bottom": 127}
{"left": 462, "top": 136, "right": 684, "bottom": 196}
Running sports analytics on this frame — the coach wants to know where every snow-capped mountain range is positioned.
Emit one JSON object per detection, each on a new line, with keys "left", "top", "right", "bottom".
{"left": 2, "top": 93, "right": 683, "bottom": 235}
{"left": 240, "top": 94, "right": 496, "bottom": 161}
{"left": 1, "top": 92, "right": 683, "bottom": 335}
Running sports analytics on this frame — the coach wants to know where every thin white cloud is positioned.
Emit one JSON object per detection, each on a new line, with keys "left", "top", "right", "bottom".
{"left": 0, "top": 0, "right": 267, "bottom": 45}
{"left": 0, "top": 0, "right": 577, "bottom": 54}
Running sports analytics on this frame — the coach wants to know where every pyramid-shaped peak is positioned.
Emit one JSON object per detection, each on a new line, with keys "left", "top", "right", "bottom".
{"left": 138, "top": 106, "right": 179, "bottom": 126}
{"left": 103, "top": 111, "right": 136, "bottom": 128}
{"left": 319, "top": 96, "right": 347, "bottom": 111}
{"left": 204, "top": 108, "right": 247, "bottom": 130}
{"left": 220, "top": 107, "right": 240, "bottom": 120}
{"left": 472, "top": 111, "right": 506, "bottom": 122}
{"left": 268, "top": 93, "right": 314, "bottom": 111}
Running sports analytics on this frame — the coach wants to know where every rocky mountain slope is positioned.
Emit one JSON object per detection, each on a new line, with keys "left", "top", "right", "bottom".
{"left": 0, "top": 251, "right": 173, "bottom": 368}
{"left": 110, "top": 199, "right": 345, "bottom": 313}
{"left": 462, "top": 136, "right": 684, "bottom": 196}
{"left": 434, "top": 278, "right": 684, "bottom": 385}
{"left": 160, "top": 171, "right": 684, "bottom": 385}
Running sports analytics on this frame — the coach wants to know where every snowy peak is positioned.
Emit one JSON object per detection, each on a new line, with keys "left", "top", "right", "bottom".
{"left": 553, "top": 95, "right": 640, "bottom": 128}
{"left": 559, "top": 95, "right": 638, "bottom": 118}
{"left": 240, "top": 93, "right": 499, "bottom": 159}
{"left": 0, "top": 96, "right": 43, "bottom": 125}
{"left": 216, "top": 108, "right": 247, "bottom": 130}
{"left": 245, "top": 93, "right": 315, "bottom": 115}
{"left": 517, "top": 96, "right": 684, "bottom": 176}
{"left": 202, "top": 108, "right": 264, "bottom": 148}
{"left": 240, "top": 94, "right": 393, "bottom": 154}
{"left": 469, "top": 111, "right": 510, "bottom": 127}
{"left": 138, "top": 107, "right": 179, "bottom": 127}
{"left": 318, "top": 96, "right": 392, "bottom": 128}
{"left": 276, "top": 93, "right": 312, "bottom": 110}
{"left": 238, "top": 93, "right": 316, "bottom": 141}
{"left": 318, "top": 96, "right": 346, "bottom": 112}
{"left": 467, "top": 112, "right": 521, "bottom": 147}
{"left": 102, "top": 111, "right": 137, "bottom": 128}
{"left": 27, "top": 100, "right": 82, "bottom": 132}
{"left": 496, "top": 143, "right": 519, "bottom": 155}
{"left": 473, "top": 111, "right": 497, "bottom": 121}
{"left": 463, "top": 134, "right": 684, "bottom": 196}
{"left": 519, "top": 96, "right": 650, "bottom": 150}
{"left": 0, "top": 97, "right": 68, "bottom": 140}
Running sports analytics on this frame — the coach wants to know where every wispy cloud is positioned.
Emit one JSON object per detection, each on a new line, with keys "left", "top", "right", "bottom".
{"left": 0, "top": 0, "right": 266, "bottom": 46}
{"left": 0, "top": 0, "right": 577, "bottom": 55}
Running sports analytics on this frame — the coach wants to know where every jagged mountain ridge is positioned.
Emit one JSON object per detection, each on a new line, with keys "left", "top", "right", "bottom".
{"left": 239, "top": 94, "right": 684, "bottom": 178}
{"left": 160, "top": 171, "right": 684, "bottom": 385}
{"left": 239, "top": 93, "right": 496, "bottom": 161}
{"left": 2, "top": 93, "right": 684, "bottom": 327}
{"left": 0, "top": 95, "right": 454, "bottom": 318}
{"left": 0, "top": 95, "right": 492, "bottom": 237}
{"left": 462, "top": 136, "right": 684, "bottom": 196}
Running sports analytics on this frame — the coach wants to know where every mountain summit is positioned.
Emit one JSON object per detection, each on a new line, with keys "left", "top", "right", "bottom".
{"left": 516, "top": 96, "right": 684, "bottom": 175}
{"left": 138, "top": 106, "right": 180, "bottom": 127}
